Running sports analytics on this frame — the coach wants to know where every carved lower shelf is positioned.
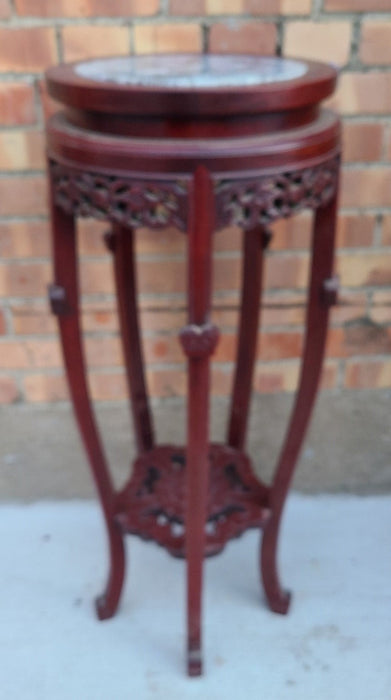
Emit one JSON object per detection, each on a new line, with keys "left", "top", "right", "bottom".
{"left": 115, "top": 444, "right": 270, "bottom": 558}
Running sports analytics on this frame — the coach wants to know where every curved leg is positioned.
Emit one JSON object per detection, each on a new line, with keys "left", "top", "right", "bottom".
{"left": 261, "top": 193, "right": 339, "bottom": 614}
{"left": 49, "top": 177, "right": 125, "bottom": 620}
{"left": 180, "top": 166, "right": 219, "bottom": 676}
{"left": 227, "top": 225, "right": 270, "bottom": 450}
{"left": 107, "top": 226, "right": 154, "bottom": 455}
{"left": 95, "top": 527, "right": 126, "bottom": 620}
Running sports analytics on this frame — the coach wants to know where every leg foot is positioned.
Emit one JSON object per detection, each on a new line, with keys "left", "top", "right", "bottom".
{"left": 188, "top": 647, "right": 203, "bottom": 677}
{"left": 267, "top": 588, "right": 291, "bottom": 616}
{"left": 95, "top": 594, "right": 112, "bottom": 621}
{"left": 261, "top": 522, "right": 291, "bottom": 615}
{"left": 95, "top": 527, "right": 126, "bottom": 621}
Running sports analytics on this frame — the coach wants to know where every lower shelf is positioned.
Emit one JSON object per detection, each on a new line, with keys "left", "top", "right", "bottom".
{"left": 115, "top": 443, "right": 270, "bottom": 558}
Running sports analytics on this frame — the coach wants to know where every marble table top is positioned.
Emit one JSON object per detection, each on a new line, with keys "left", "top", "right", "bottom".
{"left": 75, "top": 54, "right": 308, "bottom": 89}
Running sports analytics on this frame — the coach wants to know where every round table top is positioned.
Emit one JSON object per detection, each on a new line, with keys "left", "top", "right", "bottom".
{"left": 46, "top": 53, "right": 337, "bottom": 118}
{"left": 74, "top": 55, "right": 308, "bottom": 88}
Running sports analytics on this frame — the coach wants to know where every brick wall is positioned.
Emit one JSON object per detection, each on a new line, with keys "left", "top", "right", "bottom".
{"left": 0, "top": 0, "right": 390, "bottom": 404}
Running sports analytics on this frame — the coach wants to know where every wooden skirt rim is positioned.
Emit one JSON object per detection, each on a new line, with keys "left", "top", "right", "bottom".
{"left": 47, "top": 110, "right": 340, "bottom": 177}
{"left": 48, "top": 147, "right": 341, "bottom": 183}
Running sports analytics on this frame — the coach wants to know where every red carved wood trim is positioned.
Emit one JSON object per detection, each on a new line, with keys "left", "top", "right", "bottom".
{"left": 50, "top": 155, "right": 340, "bottom": 233}
{"left": 115, "top": 444, "right": 270, "bottom": 559}
{"left": 215, "top": 154, "right": 340, "bottom": 230}
{"left": 49, "top": 160, "right": 189, "bottom": 231}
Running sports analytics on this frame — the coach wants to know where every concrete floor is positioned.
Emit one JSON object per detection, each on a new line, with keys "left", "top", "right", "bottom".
{"left": 0, "top": 495, "right": 390, "bottom": 699}
{"left": 1, "top": 389, "right": 390, "bottom": 500}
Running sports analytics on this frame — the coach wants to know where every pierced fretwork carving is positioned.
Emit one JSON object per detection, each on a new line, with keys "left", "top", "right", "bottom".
{"left": 215, "top": 155, "right": 340, "bottom": 230}
{"left": 50, "top": 155, "right": 339, "bottom": 234}
{"left": 115, "top": 444, "right": 270, "bottom": 558}
{"left": 50, "top": 161, "right": 189, "bottom": 231}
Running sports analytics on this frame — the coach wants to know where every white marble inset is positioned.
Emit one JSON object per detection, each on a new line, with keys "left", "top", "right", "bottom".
{"left": 75, "top": 54, "right": 307, "bottom": 88}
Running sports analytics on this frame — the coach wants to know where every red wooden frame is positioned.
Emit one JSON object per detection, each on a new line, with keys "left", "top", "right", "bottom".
{"left": 46, "top": 54, "right": 341, "bottom": 676}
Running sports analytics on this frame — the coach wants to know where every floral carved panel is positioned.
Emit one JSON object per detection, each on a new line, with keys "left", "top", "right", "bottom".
{"left": 214, "top": 155, "right": 340, "bottom": 230}
{"left": 50, "top": 155, "right": 340, "bottom": 233}
{"left": 50, "top": 161, "right": 189, "bottom": 231}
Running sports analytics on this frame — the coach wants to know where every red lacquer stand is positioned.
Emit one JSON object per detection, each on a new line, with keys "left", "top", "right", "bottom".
{"left": 46, "top": 54, "right": 340, "bottom": 676}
